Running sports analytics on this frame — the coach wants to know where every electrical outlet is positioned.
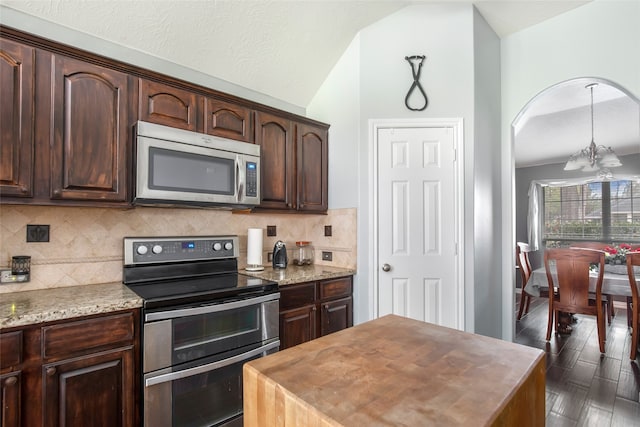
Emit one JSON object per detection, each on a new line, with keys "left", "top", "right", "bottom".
{"left": 324, "top": 225, "right": 332, "bottom": 237}
{"left": 322, "top": 251, "right": 333, "bottom": 261}
{"left": 1, "top": 270, "right": 14, "bottom": 283}
{"left": 27, "top": 225, "right": 49, "bottom": 242}
{"left": 267, "top": 252, "right": 273, "bottom": 262}
{"left": 266, "top": 226, "right": 276, "bottom": 237}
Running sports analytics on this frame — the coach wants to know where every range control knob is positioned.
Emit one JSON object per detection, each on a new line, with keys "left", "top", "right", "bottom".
{"left": 136, "top": 245, "right": 148, "bottom": 255}
{"left": 213, "top": 242, "right": 222, "bottom": 251}
{"left": 224, "top": 242, "right": 233, "bottom": 251}
{"left": 152, "top": 245, "right": 163, "bottom": 254}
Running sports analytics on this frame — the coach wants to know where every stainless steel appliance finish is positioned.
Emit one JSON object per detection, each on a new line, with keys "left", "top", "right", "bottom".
{"left": 272, "top": 240, "right": 288, "bottom": 269}
{"left": 134, "top": 121, "right": 261, "bottom": 208}
{"left": 123, "top": 236, "right": 279, "bottom": 427}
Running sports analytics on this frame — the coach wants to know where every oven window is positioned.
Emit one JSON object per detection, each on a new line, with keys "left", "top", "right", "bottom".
{"left": 149, "top": 147, "right": 234, "bottom": 195}
{"left": 172, "top": 306, "right": 260, "bottom": 363}
{"left": 172, "top": 359, "right": 244, "bottom": 427}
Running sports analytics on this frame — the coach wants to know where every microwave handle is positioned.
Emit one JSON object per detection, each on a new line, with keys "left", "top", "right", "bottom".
{"left": 236, "top": 156, "right": 245, "bottom": 203}
{"left": 145, "top": 339, "right": 280, "bottom": 387}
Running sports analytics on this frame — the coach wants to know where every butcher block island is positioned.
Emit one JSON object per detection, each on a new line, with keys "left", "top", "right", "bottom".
{"left": 243, "top": 315, "right": 545, "bottom": 426}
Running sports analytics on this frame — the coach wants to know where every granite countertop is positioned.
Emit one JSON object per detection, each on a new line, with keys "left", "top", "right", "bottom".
{"left": 0, "top": 283, "right": 143, "bottom": 329}
{"left": 0, "top": 265, "right": 355, "bottom": 329}
{"left": 241, "top": 265, "right": 356, "bottom": 286}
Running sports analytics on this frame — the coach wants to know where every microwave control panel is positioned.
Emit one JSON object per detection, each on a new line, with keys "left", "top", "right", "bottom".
{"left": 246, "top": 162, "right": 258, "bottom": 197}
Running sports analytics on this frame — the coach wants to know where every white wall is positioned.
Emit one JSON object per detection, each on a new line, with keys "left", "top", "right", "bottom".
{"left": 472, "top": 9, "right": 503, "bottom": 338}
{"left": 309, "top": 4, "right": 503, "bottom": 335}
{"left": 502, "top": 0, "right": 640, "bottom": 129}
{"left": 501, "top": 0, "right": 640, "bottom": 339}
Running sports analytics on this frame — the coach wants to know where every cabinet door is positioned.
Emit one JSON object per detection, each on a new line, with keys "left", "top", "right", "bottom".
{"left": 205, "top": 98, "right": 253, "bottom": 142}
{"left": 0, "top": 372, "right": 21, "bottom": 427}
{"left": 139, "top": 79, "right": 202, "bottom": 131}
{"left": 255, "top": 111, "right": 295, "bottom": 209}
{"left": 320, "top": 296, "right": 352, "bottom": 337}
{"left": 43, "top": 348, "right": 135, "bottom": 427}
{"left": 296, "top": 123, "right": 328, "bottom": 212}
{"left": 50, "top": 56, "right": 130, "bottom": 202}
{"left": 279, "top": 305, "right": 317, "bottom": 350}
{"left": 0, "top": 38, "right": 34, "bottom": 198}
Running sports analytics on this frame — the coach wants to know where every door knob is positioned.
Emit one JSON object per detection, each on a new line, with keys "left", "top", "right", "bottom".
{"left": 382, "top": 263, "right": 391, "bottom": 272}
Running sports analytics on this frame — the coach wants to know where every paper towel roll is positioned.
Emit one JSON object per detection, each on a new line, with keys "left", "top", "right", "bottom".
{"left": 246, "top": 228, "right": 264, "bottom": 271}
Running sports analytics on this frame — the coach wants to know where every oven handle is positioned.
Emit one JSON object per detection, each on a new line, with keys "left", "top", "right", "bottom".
{"left": 144, "top": 339, "right": 280, "bottom": 388}
{"left": 145, "top": 292, "right": 280, "bottom": 322}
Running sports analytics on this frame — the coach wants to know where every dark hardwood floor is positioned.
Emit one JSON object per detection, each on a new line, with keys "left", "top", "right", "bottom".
{"left": 515, "top": 294, "right": 640, "bottom": 426}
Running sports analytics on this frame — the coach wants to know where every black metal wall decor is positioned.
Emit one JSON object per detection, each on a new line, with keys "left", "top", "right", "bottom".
{"left": 404, "top": 55, "right": 428, "bottom": 111}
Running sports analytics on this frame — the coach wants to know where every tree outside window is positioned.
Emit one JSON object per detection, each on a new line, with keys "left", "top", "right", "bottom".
{"left": 544, "top": 180, "right": 640, "bottom": 246}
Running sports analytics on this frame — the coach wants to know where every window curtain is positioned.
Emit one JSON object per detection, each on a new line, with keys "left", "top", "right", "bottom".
{"left": 526, "top": 174, "right": 637, "bottom": 251}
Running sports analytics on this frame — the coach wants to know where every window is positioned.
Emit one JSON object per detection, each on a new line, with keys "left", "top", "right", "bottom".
{"left": 544, "top": 180, "right": 640, "bottom": 243}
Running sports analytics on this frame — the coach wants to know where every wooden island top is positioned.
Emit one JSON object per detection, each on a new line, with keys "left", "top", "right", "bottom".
{"left": 244, "top": 314, "right": 545, "bottom": 426}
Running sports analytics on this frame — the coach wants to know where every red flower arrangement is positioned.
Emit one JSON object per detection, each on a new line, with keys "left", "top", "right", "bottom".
{"left": 603, "top": 243, "right": 638, "bottom": 264}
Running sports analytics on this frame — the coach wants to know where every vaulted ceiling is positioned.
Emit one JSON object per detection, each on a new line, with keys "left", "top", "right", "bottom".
{"left": 7, "top": 1, "right": 637, "bottom": 168}
{"left": 3, "top": 0, "right": 590, "bottom": 108}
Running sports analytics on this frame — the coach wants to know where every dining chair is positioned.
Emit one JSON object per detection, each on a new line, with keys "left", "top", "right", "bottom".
{"left": 545, "top": 248, "right": 607, "bottom": 353}
{"left": 516, "top": 242, "right": 548, "bottom": 320}
{"left": 570, "top": 243, "right": 614, "bottom": 324}
{"left": 627, "top": 252, "right": 640, "bottom": 360}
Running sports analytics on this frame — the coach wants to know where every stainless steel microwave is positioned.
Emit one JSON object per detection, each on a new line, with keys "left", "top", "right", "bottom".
{"left": 134, "top": 121, "right": 260, "bottom": 208}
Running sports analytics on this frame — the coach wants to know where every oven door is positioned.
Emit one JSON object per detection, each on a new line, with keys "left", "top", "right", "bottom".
{"left": 143, "top": 293, "right": 279, "bottom": 373}
{"left": 144, "top": 339, "right": 279, "bottom": 427}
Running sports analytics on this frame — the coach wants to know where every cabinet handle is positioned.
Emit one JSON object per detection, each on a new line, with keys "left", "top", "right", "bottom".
{"left": 46, "top": 367, "right": 57, "bottom": 376}
{"left": 4, "top": 376, "right": 17, "bottom": 386}
{"left": 312, "top": 306, "right": 316, "bottom": 311}
{"left": 324, "top": 304, "right": 329, "bottom": 310}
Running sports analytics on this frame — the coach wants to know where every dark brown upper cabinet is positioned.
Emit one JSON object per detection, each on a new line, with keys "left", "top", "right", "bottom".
{"left": 50, "top": 55, "right": 132, "bottom": 203}
{"left": 255, "top": 111, "right": 328, "bottom": 213}
{"left": 0, "top": 27, "right": 328, "bottom": 212}
{"left": 205, "top": 98, "right": 253, "bottom": 143}
{"left": 138, "top": 78, "right": 202, "bottom": 132}
{"left": 0, "top": 38, "right": 35, "bottom": 198}
{"left": 255, "top": 111, "right": 295, "bottom": 210}
{"left": 139, "top": 79, "right": 254, "bottom": 143}
{"left": 296, "top": 123, "right": 328, "bottom": 213}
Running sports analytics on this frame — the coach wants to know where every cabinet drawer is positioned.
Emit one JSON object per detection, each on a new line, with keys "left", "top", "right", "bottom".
{"left": 42, "top": 312, "right": 134, "bottom": 360}
{"left": 319, "top": 277, "right": 352, "bottom": 301}
{"left": 280, "top": 283, "right": 317, "bottom": 310}
{"left": 0, "top": 331, "right": 23, "bottom": 368}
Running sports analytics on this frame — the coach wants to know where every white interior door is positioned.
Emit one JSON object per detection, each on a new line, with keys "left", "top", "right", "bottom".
{"left": 376, "top": 124, "right": 461, "bottom": 329}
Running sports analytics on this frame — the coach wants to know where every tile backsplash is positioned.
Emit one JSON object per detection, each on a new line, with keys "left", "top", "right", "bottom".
{"left": 0, "top": 205, "right": 357, "bottom": 293}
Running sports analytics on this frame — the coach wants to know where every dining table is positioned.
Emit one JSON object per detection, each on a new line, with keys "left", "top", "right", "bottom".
{"left": 525, "top": 265, "right": 639, "bottom": 298}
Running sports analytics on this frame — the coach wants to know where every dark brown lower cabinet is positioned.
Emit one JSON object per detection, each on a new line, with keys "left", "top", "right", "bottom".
{"left": 280, "top": 305, "right": 317, "bottom": 349}
{"left": 320, "top": 296, "right": 353, "bottom": 336}
{"left": 43, "top": 348, "right": 135, "bottom": 427}
{"left": 0, "top": 309, "right": 139, "bottom": 427}
{"left": 1, "top": 371, "right": 21, "bottom": 427}
{"left": 279, "top": 276, "right": 353, "bottom": 350}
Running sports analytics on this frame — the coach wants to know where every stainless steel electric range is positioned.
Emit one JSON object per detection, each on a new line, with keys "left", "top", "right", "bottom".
{"left": 123, "top": 235, "right": 279, "bottom": 427}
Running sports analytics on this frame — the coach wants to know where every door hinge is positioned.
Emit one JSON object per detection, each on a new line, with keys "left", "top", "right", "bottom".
{"left": 455, "top": 243, "right": 459, "bottom": 255}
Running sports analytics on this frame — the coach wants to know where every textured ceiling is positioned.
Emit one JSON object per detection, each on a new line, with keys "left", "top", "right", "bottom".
{"left": 3, "top": 0, "right": 590, "bottom": 108}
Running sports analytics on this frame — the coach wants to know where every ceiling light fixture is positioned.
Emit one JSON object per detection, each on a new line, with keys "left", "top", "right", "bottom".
{"left": 564, "top": 83, "right": 622, "bottom": 174}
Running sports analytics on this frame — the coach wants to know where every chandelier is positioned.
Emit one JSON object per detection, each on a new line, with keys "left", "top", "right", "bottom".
{"left": 564, "top": 83, "right": 622, "bottom": 174}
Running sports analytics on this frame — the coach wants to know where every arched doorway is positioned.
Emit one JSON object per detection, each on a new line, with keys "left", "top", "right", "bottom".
{"left": 509, "top": 77, "right": 640, "bottom": 336}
